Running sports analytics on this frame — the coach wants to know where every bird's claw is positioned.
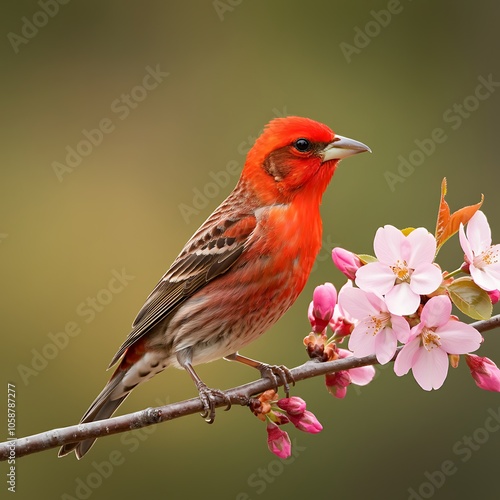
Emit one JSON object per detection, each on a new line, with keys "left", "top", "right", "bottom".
{"left": 196, "top": 383, "right": 231, "bottom": 424}
{"left": 258, "top": 363, "right": 295, "bottom": 397}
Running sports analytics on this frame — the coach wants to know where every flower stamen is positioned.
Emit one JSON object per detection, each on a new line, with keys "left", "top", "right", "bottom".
{"left": 421, "top": 327, "right": 441, "bottom": 351}
{"left": 474, "top": 248, "right": 499, "bottom": 268}
{"left": 390, "top": 259, "right": 412, "bottom": 284}
{"left": 367, "top": 312, "right": 391, "bottom": 336}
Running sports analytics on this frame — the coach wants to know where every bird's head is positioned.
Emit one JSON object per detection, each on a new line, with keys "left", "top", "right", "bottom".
{"left": 242, "top": 116, "right": 371, "bottom": 204}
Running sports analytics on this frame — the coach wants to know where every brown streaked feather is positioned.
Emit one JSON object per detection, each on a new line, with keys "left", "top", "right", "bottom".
{"left": 107, "top": 212, "right": 257, "bottom": 368}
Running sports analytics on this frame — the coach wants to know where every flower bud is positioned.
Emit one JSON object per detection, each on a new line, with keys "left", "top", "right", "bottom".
{"left": 325, "top": 371, "right": 351, "bottom": 399}
{"left": 287, "top": 410, "right": 323, "bottom": 434}
{"left": 488, "top": 289, "right": 500, "bottom": 304}
{"left": 309, "top": 283, "right": 337, "bottom": 333}
{"left": 465, "top": 354, "right": 500, "bottom": 392}
{"left": 332, "top": 247, "right": 362, "bottom": 280}
{"left": 266, "top": 422, "right": 292, "bottom": 458}
{"left": 277, "top": 397, "right": 306, "bottom": 416}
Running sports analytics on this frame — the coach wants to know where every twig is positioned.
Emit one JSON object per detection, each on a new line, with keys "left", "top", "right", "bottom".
{"left": 1, "top": 314, "right": 499, "bottom": 461}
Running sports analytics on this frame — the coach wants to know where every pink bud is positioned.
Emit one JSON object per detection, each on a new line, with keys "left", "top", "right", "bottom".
{"left": 309, "top": 283, "right": 337, "bottom": 333}
{"left": 332, "top": 247, "right": 362, "bottom": 281}
{"left": 325, "top": 371, "right": 351, "bottom": 399}
{"left": 287, "top": 410, "right": 323, "bottom": 434}
{"left": 465, "top": 354, "right": 500, "bottom": 392}
{"left": 487, "top": 289, "right": 500, "bottom": 305}
{"left": 277, "top": 397, "right": 307, "bottom": 416}
{"left": 271, "top": 411, "right": 290, "bottom": 425}
{"left": 266, "top": 422, "right": 292, "bottom": 458}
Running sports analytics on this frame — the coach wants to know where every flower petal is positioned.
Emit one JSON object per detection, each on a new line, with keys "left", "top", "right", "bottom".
{"left": 438, "top": 321, "right": 482, "bottom": 354}
{"left": 420, "top": 295, "right": 452, "bottom": 329}
{"left": 410, "top": 263, "right": 443, "bottom": 295}
{"left": 459, "top": 222, "right": 474, "bottom": 263}
{"left": 348, "top": 319, "right": 378, "bottom": 357}
{"left": 338, "top": 286, "right": 382, "bottom": 321}
{"left": 385, "top": 282, "right": 420, "bottom": 315}
{"left": 390, "top": 313, "right": 411, "bottom": 343}
{"left": 470, "top": 263, "right": 500, "bottom": 292}
{"left": 467, "top": 211, "right": 491, "bottom": 255}
{"left": 374, "top": 327, "right": 397, "bottom": 364}
{"left": 349, "top": 364, "right": 376, "bottom": 386}
{"left": 373, "top": 225, "right": 406, "bottom": 265}
{"left": 394, "top": 337, "right": 420, "bottom": 376}
{"left": 407, "top": 228, "right": 437, "bottom": 268}
{"left": 412, "top": 347, "right": 449, "bottom": 390}
{"left": 355, "top": 262, "right": 395, "bottom": 296}
{"left": 336, "top": 281, "right": 355, "bottom": 321}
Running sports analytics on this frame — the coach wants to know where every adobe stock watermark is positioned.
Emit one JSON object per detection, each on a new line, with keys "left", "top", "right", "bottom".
{"left": 235, "top": 439, "right": 306, "bottom": 499}
{"left": 178, "top": 106, "right": 288, "bottom": 224}
{"left": 0, "top": 233, "right": 8, "bottom": 244}
{"left": 407, "top": 405, "right": 500, "bottom": 500}
{"left": 385, "top": 73, "right": 500, "bottom": 192}
{"left": 213, "top": 0, "right": 243, "bottom": 21}
{"left": 61, "top": 394, "right": 170, "bottom": 500}
{"left": 16, "top": 268, "right": 135, "bottom": 386}
{"left": 7, "top": 0, "right": 71, "bottom": 54}
{"left": 51, "top": 64, "right": 169, "bottom": 182}
{"left": 339, "top": 0, "right": 413, "bottom": 64}
{"left": 311, "top": 233, "right": 339, "bottom": 274}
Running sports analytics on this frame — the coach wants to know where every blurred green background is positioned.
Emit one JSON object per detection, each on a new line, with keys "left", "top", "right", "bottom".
{"left": 2, "top": 1, "right": 500, "bottom": 499}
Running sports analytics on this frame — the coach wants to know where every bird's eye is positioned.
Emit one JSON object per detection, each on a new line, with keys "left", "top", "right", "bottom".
{"left": 293, "top": 138, "right": 311, "bottom": 152}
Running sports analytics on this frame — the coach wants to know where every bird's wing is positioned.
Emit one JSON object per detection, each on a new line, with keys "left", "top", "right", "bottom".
{"left": 108, "top": 208, "right": 257, "bottom": 368}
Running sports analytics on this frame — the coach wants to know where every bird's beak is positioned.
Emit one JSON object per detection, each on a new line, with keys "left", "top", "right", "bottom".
{"left": 321, "top": 134, "right": 372, "bottom": 162}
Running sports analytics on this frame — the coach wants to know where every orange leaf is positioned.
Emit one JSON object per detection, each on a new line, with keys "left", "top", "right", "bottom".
{"left": 435, "top": 178, "right": 483, "bottom": 253}
{"left": 435, "top": 178, "right": 451, "bottom": 245}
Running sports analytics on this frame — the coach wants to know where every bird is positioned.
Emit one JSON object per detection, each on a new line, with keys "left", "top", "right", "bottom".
{"left": 58, "top": 116, "right": 370, "bottom": 459}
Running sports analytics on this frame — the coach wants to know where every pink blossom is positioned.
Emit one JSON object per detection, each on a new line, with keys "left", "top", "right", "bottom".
{"left": 325, "top": 348, "right": 376, "bottom": 398}
{"left": 308, "top": 283, "right": 337, "bottom": 333}
{"left": 287, "top": 410, "right": 323, "bottom": 434}
{"left": 355, "top": 225, "right": 442, "bottom": 315}
{"left": 329, "top": 281, "right": 357, "bottom": 337}
{"left": 332, "top": 247, "right": 362, "bottom": 280}
{"left": 277, "top": 397, "right": 307, "bottom": 416}
{"left": 339, "top": 287, "right": 410, "bottom": 364}
{"left": 338, "top": 348, "right": 376, "bottom": 385}
{"left": 465, "top": 354, "right": 500, "bottom": 392}
{"left": 394, "top": 296, "right": 482, "bottom": 390}
{"left": 459, "top": 211, "right": 500, "bottom": 291}
{"left": 266, "top": 422, "right": 292, "bottom": 458}
{"left": 325, "top": 371, "right": 350, "bottom": 399}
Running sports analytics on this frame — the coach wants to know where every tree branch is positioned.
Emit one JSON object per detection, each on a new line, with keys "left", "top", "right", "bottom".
{"left": 2, "top": 314, "right": 499, "bottom": 461}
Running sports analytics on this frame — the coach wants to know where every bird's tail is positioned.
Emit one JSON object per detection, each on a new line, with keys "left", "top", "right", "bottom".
{"left": 57, "top": 368, "right": 130, "bottom": 459}
{"left": 58, "top": 341, "right": 163, "bottom": 459}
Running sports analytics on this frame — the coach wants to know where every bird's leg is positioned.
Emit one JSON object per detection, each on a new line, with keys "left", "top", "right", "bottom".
{"left": 224, "top": 352, "right": 295, "bottom": 397}
{"left": 177, "top": 348, "right": 231, "bottom": 424}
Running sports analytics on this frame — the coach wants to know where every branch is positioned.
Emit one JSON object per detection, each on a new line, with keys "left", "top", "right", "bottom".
{"left": 2, "top": 314, "right": 499, "bottom": 461}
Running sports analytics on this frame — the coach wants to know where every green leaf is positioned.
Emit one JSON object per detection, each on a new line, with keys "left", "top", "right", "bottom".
{"left": 447, "top": 277, "right": 492, "bottom": 320}
{"left": 357, "top": 254, "right": 377, "bottom": 264}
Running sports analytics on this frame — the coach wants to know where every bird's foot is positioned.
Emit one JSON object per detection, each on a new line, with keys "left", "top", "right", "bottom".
{"left": 196, "top": 382, "right": 231, "bottom": 424}
{"left": 258, "top": 363, "right": 295, "bottom": 397}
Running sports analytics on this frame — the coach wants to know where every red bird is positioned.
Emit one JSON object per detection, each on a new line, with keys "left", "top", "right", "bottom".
{"left": 59, "top": 116, "right": 370, "bottom": 459}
